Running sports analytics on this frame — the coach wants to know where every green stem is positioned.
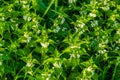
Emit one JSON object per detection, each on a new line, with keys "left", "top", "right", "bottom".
{"left": 112, "top": 62, "right": 118, "bottom": 80}
{"left": 42, "top": 0, "right": 55, "bottom": 18}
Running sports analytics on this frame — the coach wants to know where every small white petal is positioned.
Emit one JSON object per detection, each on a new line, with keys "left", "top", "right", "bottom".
{"left": 89, "top": 13, "right": 96, "bottom": 17}
{"left": 41, "top": 42, "right": 49, "bottom": 48}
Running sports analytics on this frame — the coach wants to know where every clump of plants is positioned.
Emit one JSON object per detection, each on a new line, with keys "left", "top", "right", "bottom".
{"left": 0, "top": 0, "right": 120, "bottom": 80}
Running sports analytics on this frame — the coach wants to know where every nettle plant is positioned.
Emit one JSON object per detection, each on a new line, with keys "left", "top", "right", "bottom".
{"left": 0, "top": 0, "right": 120, "bottom": 80}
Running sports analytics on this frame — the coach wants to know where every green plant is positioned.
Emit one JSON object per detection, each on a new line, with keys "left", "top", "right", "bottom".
{"left": 0, "top": 0, "right": 120, "bottom": 80}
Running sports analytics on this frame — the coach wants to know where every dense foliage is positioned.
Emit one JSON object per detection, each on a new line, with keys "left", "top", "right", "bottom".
{"left": 0, "top": 0, "right": 120, "bottom": 80}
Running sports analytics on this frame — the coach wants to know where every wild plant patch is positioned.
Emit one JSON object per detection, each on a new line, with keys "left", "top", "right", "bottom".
{"left": 0, "top": 0, "right": 120, "bottom": 80}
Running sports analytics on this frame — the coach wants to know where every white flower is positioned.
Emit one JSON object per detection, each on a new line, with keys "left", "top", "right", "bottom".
{"left": 99, "top": 43, "right": 106, "bottom": 48}
{"left": 117, "top": 29, "right": 120, "bottom": 35}
{"left": 26, "top": 62, "right": 32, "bottom": 67}
{"left": 48, "top": 74, "right": 51, "bottom": 77}
{"left": 77, "top": 23, "right": 85, "bottom": 28}
{"left": 41, "top": 42, "right": 49, "bottom": 48}
{"left": 23, "top": 15, "right": 27, "bottom": 21}
{"left": 75, "top": 27, "right": 78, "bottom": 32}
{"left": 28, "top": 70, "right": 33, "bottom": 75}
{"left": 23, "top": 5, "right": 29, "bottom": 9}
{"left": 70, "top": 53, "right": 80, "bottom": 58}
{"left": 61, "top": 17, "right": 65, "bottom": 24}
{"left": 71, "top": 45, "right": 77, "bottom": 48}
{"left": 115, "top": 47, "right": 119, "bottom": 50}
{"left": 15, "top": 24, "right": 18, "bottom": 27}
{"left": 27, "top": 37, "right": 31, "bottom": 43}
{"left": 10, "top": 19, "right": 16, "bottom": 22}
{"left": 91, "top": 20, "right": 98, "bottom": 27}
{"left": 15, "top": 1, "right": 19, "bottom": 3}
{"left": 87, "top": 67, "right": 93, "bottom": 72}
{"left": 8, "top": 9, "right": 12, "bottom": 12}
{"left": 21, "top": 1, "right": 27, "bottom": 4}
{"left": 70, "top": 45, "right": 80, "bottom": 49}
{"left": 116, "top": 39, "right": 120, "bottom": 43}
{"left": 46, "top": 78, "right": 49, "bottom": 80}
{"left": 41, "top": 73, "right": 51, "bottom": 77}
{"left": 0, "top": 54, "right": 3, "bottom": 56}
{"left": 27, "top": 17, "right": 31, "bottom": 21}
{"left": 68, "top": 0, "right": 76, "bottom": 4}
{"left": 0, "top": 62, "right": 2, "bottom": 66}
{"left": 23, "top": 32, "right": 31, "bottom": 43}
{"left": 37, "top": 30, "right": 40, "bottom": 34}
{"left": 0, "top": 54, "right": 3, "bottom": 66}
{"left": 76, "top": 20, "right": 85, "bottom": 28}
{"left": 2, "top": 17, "right": 5, "bottom": 21}
{"left": 32, "top": 25, "right": 37, "bottom": 28}
{"left": 77, "top": 54, "right": 80, "bottom": 58}
{"left": 89, "top": 13, "right": 96, "bottom": 17}
{"left": 101, "top": 6, "right": 109, "bottom": 11}
{"left": 41, "top": 73, "right": 46, "bottom": 76}
{"left": 53, "top": 26, "right": 61, "bottom": 33}
{"left": 24, "top": 32, "right": 29, "bottom": 38}
{"left": 23, "top": 15, "right": 31, "bottom": 21}
{"left": 98, "top": 49, "right": 107, "bottom": 54}
{"left": 0, "top": 43, "right": 2, "bottom": 47}
{"left": 90, "top": 1, "right": 98, "bottom": 4}
{"left": 53, "top": 62, "right": 61, "bottom": 68}
{"left": 70, "top": 54, "right": 75, "bottom": 58}
{"left": 62, "top": 27, "right": 67, "bottom": 31}
{"left": 53, "top": 21, "right": 58, "bottom": 27}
